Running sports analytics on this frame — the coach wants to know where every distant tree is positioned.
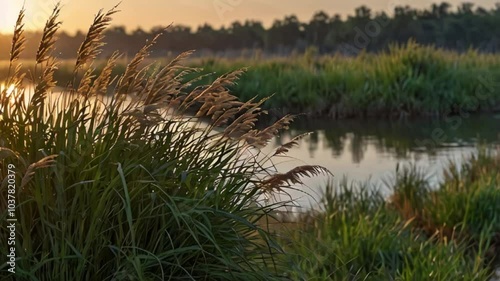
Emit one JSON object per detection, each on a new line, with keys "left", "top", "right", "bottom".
{"left": 3, "top": 2, "right": 500, "bottom": 59}
{"left": 306, "top": 11, "right": 330, "bottom": 48}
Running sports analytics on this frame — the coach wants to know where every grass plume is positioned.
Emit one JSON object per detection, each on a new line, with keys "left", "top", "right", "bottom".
{"left": 0, "top": 5, "right": 330, "bottom": 280}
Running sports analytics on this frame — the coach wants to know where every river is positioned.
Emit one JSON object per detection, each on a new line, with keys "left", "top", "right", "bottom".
{"left": 266, "top": 114, "right": 500, "bottom": 209}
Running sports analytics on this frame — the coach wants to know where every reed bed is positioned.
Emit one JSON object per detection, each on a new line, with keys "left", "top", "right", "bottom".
{"left": 0, "top": 6, "right": 330, "bottom": 280}
{"left": 190, "top": 44, "right": 500, "bottom": 118}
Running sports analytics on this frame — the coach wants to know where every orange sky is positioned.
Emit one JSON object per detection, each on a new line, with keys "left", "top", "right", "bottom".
{"left": 0, "top": 0, "right": 497, "bottom": 34}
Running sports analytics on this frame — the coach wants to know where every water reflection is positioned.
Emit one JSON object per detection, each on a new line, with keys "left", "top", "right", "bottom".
{"left": 267, "top": 116, "right": 500, "bottom": 207}
{"left": 279, "top": 116, "right": 500, "bottom": 163}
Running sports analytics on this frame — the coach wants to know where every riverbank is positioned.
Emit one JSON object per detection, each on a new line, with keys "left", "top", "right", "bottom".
{"left": 2, "top": 42, "right": 500, "bottom": 119}
{"left": 189, "top": 42, "right": 500, "bottom": 119}
{"left": 278, "top": 149, "right": 500, "bottom": 280}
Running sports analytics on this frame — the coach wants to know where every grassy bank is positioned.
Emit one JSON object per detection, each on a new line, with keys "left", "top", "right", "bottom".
{"left": 191, "top": 43, "right": 500, "bottom": 118}
{"left": 3, "top": 41, "right": 500, "bottom": 119}
{"left": 280, "top": 150, "right": 500, "bottom": 280}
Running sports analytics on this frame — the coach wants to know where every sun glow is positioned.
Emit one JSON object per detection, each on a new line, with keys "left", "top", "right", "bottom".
{"left": 0, "top": 1, "right": 44, "bottom": 33}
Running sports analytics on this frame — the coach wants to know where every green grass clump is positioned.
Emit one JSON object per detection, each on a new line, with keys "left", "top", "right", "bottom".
{"left": 282, "top": 150, "right": 500, "bottom": 280}
{"left": 187, "top": 42, "right": 500, "bottom": 118}
{"left": 0, "top": 6, "right": 330, "bottom": 280}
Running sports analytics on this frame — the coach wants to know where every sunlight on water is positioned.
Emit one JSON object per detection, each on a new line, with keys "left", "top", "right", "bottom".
{"left": 0, "top": 83, "right": 17, "bottom": 105}
{"left": 0, "top": 83, "right": 17, "bottom": 120}
{"left": 0, "top": 83, "right": 16, "bottom": 96}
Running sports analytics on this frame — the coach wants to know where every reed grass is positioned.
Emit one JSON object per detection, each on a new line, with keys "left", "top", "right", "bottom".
{"left": 0, "top": 6, "right": 330, "bottom": 280}
{"left": 281, "top": 150, "right": 500, "bottom": 280}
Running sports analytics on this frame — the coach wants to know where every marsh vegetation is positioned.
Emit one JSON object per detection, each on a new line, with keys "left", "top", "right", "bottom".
{"left": 0, "top": 4, "right": 499, "bottom": 281}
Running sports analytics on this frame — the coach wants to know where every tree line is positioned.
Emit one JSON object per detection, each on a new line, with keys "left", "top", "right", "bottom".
{"left": 1, "top": 2, "right": 500, "bottom": 60}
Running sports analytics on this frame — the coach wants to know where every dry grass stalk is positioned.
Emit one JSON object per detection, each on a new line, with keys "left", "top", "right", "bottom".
{"left": 36, "top": 3, "right": 62, "bottom": 64}
{"left": 32, "top": 59, "right": 58, "bottom": 107}
{"left": 20, "top": 155, "right": 58, "bottom": 188}
{"left": 75, "top": 4, "right": 120, "bottom": 71}
{"left": 77, "top": 67, "right": 96, "bottom": 94}
{"left": 195, "top": 91, "right": 240, "bottom": 118}
{"left": 182, "top": 69, "right": 246, "bottom": 109}
{"left": 10, "top": 9, "right": 26, "bottom": 64}
{"left": 223, "top": 102, "right": 264, "bottom": 138}
{"left": 142, "top": 51, "right": 194, "bottom": 105}
{"left": 0, "top": 148, "right": 25, "bottom": 167}
{"left": 117, "top": 32, "right": 165, "bottom": 96}
{"left": 260, "top": 165, "right": 332, "bottom": 192}
{"left": 242, "top": 114, "right": 295, "bottom": 148}
{"left": 273, "top": 132, "right": 312, "bottom": 156}
{"left": 7, "top": 9, "right": 27, "bottom": 88}
{"left": 31, "top": 3, "right": 61, "bottom": 107}
{"left": 90, "top": 51, "right": 121, "bottom": 96}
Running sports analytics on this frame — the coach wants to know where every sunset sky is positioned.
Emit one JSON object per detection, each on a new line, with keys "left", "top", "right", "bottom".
{"left": 0, "top": 0, "right": 497, "bottom": 34}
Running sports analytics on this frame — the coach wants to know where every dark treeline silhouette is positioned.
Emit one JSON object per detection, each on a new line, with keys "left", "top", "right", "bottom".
{"left": 1, "top": 2, "right": 500, "bottom": 60}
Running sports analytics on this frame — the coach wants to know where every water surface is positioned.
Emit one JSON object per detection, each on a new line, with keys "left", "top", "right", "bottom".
{"left": 267, "top": 115, "right": 500, "bottom": 208}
